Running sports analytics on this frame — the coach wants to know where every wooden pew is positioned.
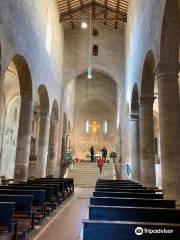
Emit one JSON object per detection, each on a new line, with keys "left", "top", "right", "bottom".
{"left": 93, "top": 191, "right": 164, "bottom": 199}
{"left": 89, "top": 205, "right": 180, "bottom": 223}
{"left": 28, "top": 181, "right": 65, "bottom": 200}
{"left": 1, "top": 185, "right": 54, "bottom": 215}
{"left": 90, "top": 197, "right": 176, "bottom": 208}
{"left": 33, "top": 178, "right": 74, "bottom": 197}
{"left": 37, "top": 177, "right": 74, "bottom": 193}
{"left": 0, "top": 202, "right": 17, "bottom": 240}
{"left": 95, "top": 186, "right": 148, "bottom": 190}
{"left": 94, "top": 188, "right": 157, "bottom": 193}
{"left": 83, "top": 220, "right": 180, "bottom": 240}
{"left": 97, "top": 179, "right": 133, "bottom": 182}
{"left": 96, "top": 182, "right": 143, "bottom": 187}
{"left": 0, "top": 189, "right": 45, "bottom": 222}
{"left": 96, "top": 184, "right": 142, "bottom": 188}
{"left": 0, "top": 195, "right": 34, "bottom": 239}
{"left": 20, "top": 182, "right": 63, "bottom": 203}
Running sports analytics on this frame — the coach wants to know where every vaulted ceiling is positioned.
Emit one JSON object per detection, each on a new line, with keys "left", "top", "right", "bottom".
{"left": 57, "top": 0, "right": 129, "bottom": 31}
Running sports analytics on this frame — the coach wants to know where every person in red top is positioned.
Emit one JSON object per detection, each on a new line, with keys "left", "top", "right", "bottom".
{"left": 97, "top": 157, "right": 105, "bottom": 174}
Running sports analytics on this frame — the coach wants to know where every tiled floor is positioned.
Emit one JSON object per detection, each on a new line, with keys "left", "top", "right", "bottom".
{"left": 31, "top": 188, "right": 93, "bottom": 240}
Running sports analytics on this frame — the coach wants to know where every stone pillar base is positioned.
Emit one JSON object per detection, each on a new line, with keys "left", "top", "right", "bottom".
{"left": 14, "top": 165, "right": 29, "bottom": 182}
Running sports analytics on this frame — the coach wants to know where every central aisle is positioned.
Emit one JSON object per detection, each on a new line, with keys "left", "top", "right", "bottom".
{"left": 31, "top": 188, "right": 93, "bottom": 240}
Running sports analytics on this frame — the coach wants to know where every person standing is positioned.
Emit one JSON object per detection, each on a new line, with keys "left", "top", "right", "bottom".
{"left": 97, "top": 157, "right": 105, "bottom": 174}
{"left": 90, "top": 145, "right": 94, "bottom": 162}
{"left": 101, "top": 146, "right": 107, "bottom": 161}
{"left": 125, "top": 162, "right": 131, "bottom": 179}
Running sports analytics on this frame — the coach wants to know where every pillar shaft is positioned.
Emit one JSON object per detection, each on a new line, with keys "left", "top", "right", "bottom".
{"left": 0, "top": 73, "right": 4, "bottom": 160}
{"left": 14, "top": 96, "right": 33, "bottom": 181}
{"left": 46, "top": 122, "right": 59, "bottom": 176}
{"left": 155, "top": 63, "right": 180, "bottom": 200}
{"left": 130, "top": 114, "right": 140, "bottom": 183}
{"left": 37, "top": 112, "right": 50, "bottom": 178}
{"left": 139, "top": 97, "right": 156, "bottom": 187}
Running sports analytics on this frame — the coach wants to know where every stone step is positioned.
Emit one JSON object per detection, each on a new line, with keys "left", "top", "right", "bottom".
{"left": 67, "top": 162, "right": 115, "bottom": 187}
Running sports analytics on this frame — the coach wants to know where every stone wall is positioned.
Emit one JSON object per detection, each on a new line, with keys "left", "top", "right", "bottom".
{"left": 0, "top": 0, "right": 64, "bottom": 178}
{"left": 63, "top": 21, "right": 124, "bottom": 86}
{"left": 74, "top": 72, "right": 117, "bottom": 159}
{"left": 0, "top": 0, "right": 64, "bottom": 105}
{"left": 121, "top": 0, "right": 166, "bottom": 174}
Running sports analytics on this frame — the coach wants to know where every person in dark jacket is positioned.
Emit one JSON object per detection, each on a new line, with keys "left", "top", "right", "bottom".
{"left": 90, "top": 145, "right": 94, "bottom": 162}
{"left": 101, "top": 146, "right": 107, "bottom": 161}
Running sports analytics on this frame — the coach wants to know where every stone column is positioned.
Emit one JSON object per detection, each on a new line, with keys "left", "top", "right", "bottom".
{"left": 0, "top": 73, "right": 4, "bottom": 160}
{"left": 139, "top": 97, "right": 156, "bottom": 187}
{"left": 14, "top": 96, "right": 33, "bottom": 181}
{"left": 46, "top": 122, "right": 59, "bottom": 176}
{"left": 60, "top": 135, "right": 67, "bottom": 177}
{"left": 37, "top": 112, "right": 50, "bottom": 178}
{"left": 130, "top": 114, "right": 140, "bottom": 183}
{"left": 155, "top": 63, "right": 180, "bottom": 201}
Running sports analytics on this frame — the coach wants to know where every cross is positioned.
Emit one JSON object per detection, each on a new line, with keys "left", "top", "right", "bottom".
{"left": 90, "top": 121, "right": 100, "bottom": 134}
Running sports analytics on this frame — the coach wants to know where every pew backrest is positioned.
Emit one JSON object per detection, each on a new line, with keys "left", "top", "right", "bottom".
{"left": 0, "top": 202, "right": 15, "bottom": 231}
{"left": 89, "top": 205, "right": 180, "bottom": 223}
{"left": 0, "top": 195, "right": 33, "bottom": 215}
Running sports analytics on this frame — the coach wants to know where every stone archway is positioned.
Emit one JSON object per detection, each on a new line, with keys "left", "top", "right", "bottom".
{"left": 130, "top": 83, "right": 140, "bottom": 183}
{"left": 33, "top": 85, "right": 50, "bottom": 178}
{"left": 0, "top": 54, "right": 33, "bottom": 181}
{"left": 46, "top": 100, "right": 60, "bottom": 177}
{"left": 154, "top": 0, "right": 180, "bottom": 201}
{"left": 60, "top": 112, "right": 68, "bottom": 177}
{"left": 140, "top": 50, "right": 156, "bottom": 188}
{"left": 37, "top": 85, "right": 50, "bottom": 177}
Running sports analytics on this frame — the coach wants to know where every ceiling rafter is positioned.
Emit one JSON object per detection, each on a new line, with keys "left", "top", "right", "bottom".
{"left": 66, "top": 0, "right": 75, "bottom": 29}
{"left": 104, "top": 0, "right": 108, "bottom": 25}
{"left": 57, "top": 0, "right": 128, "bottom": 31}
{"left": 115, "top": 0, "right": 120, "bottom": 29}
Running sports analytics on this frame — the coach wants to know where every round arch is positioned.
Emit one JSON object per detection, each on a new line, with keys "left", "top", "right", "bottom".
{"left": 12, "top": 54, "right": 32, "bottom": 100}
{"left": 140, "top": 50, "right": 155, "bottom": 98}
{"left": 65, "top": 67, "right": 118, "bottom": 87}
{"left": 50, "top": 99, "right": 59, "bottom": 123}
{"left": 37, "top": 84, "right": 50, "bottom": 114}
{"left": 159, "top": 0, "right": 180, "bottom": 63}
{"left": 131, "top": 82, "right": 139, "bottom": 115}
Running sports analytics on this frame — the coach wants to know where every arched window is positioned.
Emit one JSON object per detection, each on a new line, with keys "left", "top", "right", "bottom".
{"left": 103, "top": 120, "right": 108, "bottom": 134}
{"left": 14, "top": 107, "right": 17, "bottom": 122}
{"left": 85, "top": 120, "right": 90, "bottom": 133}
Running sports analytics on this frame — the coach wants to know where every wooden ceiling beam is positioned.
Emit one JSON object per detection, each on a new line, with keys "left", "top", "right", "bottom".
{"left": 61, "top": 16, "right": 126, "bottom": 23}
{"left": 104, "top": 0, "right": 108, "bottom": 25}
{"left": 115, "top": 0, "right": 120, "bottom": 29}
{"left": 66, "top": 0, "right": 74, "bottom": 29}
{"left": 60, "top": 1, "right": 127, "bottom": 22}
{"left": 95, "top": 1, "right": 127, "bottom": 20}
{"left": 60, "top": 2, "right": 92, "bottom": 19}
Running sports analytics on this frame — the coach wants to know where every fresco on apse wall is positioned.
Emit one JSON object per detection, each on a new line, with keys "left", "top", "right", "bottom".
{"left": 0, "top": 97, "right": 21, "bottom": 178}
{"left": 75, "top": 118, "right": 116, "bottom": 159}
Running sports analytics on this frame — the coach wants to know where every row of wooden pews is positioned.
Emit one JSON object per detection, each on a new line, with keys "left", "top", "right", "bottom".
{"left": 0, "top": 177, "right": 74, "bottom": 240}
{"left": 83, "top": 179, "right": 180, "bottom": 240}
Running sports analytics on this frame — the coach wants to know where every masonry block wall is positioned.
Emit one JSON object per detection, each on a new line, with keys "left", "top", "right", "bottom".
{"left": 121, "top": 0, "right": 166, "bottom": 175}
{"left": 63, "top": 21, "right": 124, "bottom": 86}
{"left": 0, "top": 0, "right": 64, "bottom": 104}
{"left": 0, "top": 0, "right": 64, "bottom": 178}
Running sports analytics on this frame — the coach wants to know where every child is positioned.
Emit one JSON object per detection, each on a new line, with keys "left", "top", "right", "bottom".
{"left": 97, "top": 157, "right": 105, "bottom": 174}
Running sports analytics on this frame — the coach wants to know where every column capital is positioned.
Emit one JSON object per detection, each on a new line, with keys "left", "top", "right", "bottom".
{"left": 139, "top": 97, "right": 156, "bottom": 107}
{"left": 130, "top": 113, "right": 139, "bottom": 121}
{"left": 154, "top": 62, "right": 180, "bottom": 79}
